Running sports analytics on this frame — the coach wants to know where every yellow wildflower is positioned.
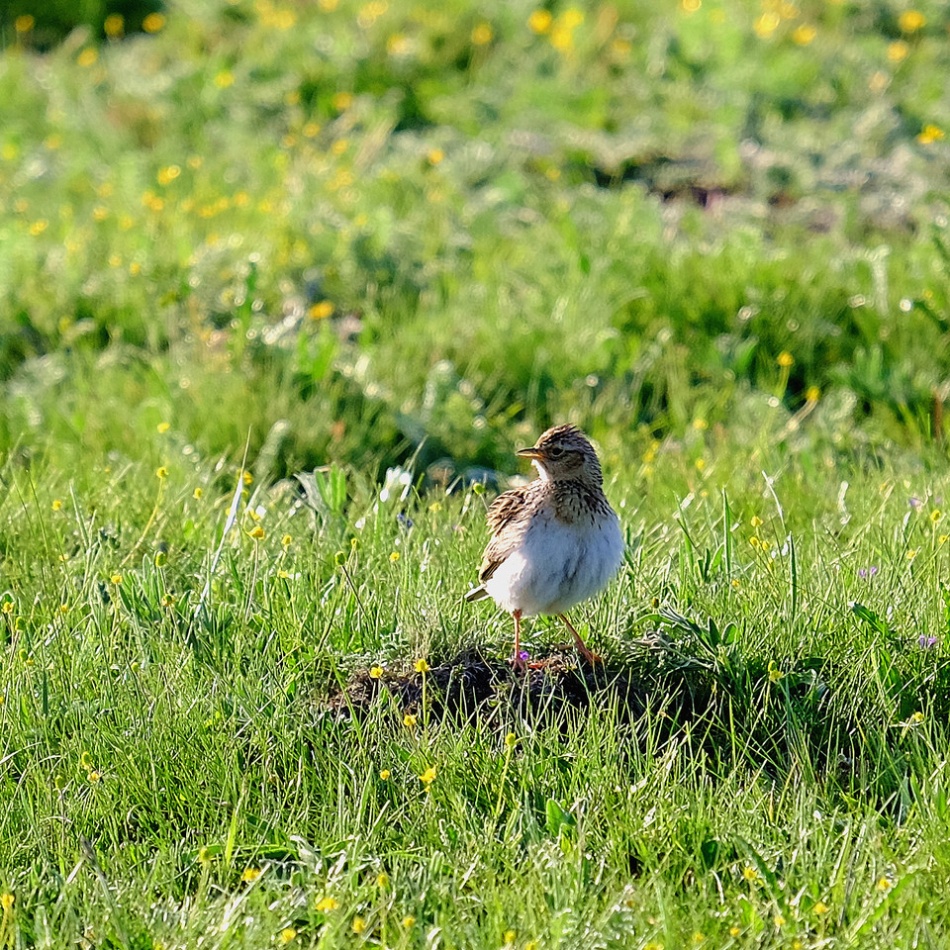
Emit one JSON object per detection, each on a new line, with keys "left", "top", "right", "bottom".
{"left": 528, "top": 10, "right": 552, "bottom": 33}
{"left": 792, "top": 24, "right": 816, "bottom": 45}
{"left": 549, "top": 24, "right": 573, "bottom": 50}
{"left": 315, "top": 896, "right": 339, "bottom": 912}
{"left": 379, "top": 769, "right": 391, "bottom": 780}
{"left": 142, "top": 12, "right": 166, "bottom": 32}
{"left": 414, "top": 658, "right": 430, "bottom": 673}
{"left": 332, "top": 92, "right": 353, "bottom": 111}
{"left": 471, "top": 22, "right": 493, "bottom": 45}
{"left": 561, "top": 8, "right": 584, "bottom": 28}
{"left": 104, "top": 14, "right": 124, "bottom": 37}
{"left": 918, "top": 124, "right": 945, "bottom": 144}
{"left": 420, "top": 766, "right": 437, "bottom": 785}
{"left": 309, "top": 301, "right": 334, "bottom": 320}
{"left": 777, "top": 351, "right": 794, "bottom": 368}
{"left": 156, "top": 166, "right": 180, "bottom": 186}
{"left": 898, "top": 10, "right": 925, "bottom": 33}
{"left": 753, "top": 12, "right": 780, "bottom": 37}
{"left": 887, "top": 40, "right": 909, "bottom": 62}
{"left": 241, "top": 867, "right": 262, "bottom": 883}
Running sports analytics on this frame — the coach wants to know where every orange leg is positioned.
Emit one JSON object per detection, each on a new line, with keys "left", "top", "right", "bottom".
{"left": 558, "top": 613, "right": 602, "bottom": 665}
{"left": 511, "top": 609, "right": 526, "bottom": 671}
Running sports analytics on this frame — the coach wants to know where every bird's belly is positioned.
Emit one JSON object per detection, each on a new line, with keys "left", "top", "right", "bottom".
{"left": 484, "top": 515, "right": 624, "bottom": 617}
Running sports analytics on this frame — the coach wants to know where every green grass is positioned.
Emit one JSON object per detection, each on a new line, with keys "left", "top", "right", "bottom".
{"left": 3, "top": 427, "right": 950, "bottom": 948}
{"left": 2, "top": 0, "right": 950, "bottom": 946}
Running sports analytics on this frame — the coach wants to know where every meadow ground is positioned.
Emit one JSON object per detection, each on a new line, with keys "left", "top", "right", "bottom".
{"left": 2, "top": 0, "right": 950, "bottom": 947}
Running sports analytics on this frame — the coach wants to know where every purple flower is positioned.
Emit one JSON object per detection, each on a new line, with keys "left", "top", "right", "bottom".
{"left": 518, "top": 650, "right": 530, "bottom": 662}
{"left": 909, "top": 497, "right": 922, "bottom": 509}
{"left": 858, "top": 566, "right": 878, "bottom": 579}
{"left": 919, "top": 635, "right": 938, "bottom": 649}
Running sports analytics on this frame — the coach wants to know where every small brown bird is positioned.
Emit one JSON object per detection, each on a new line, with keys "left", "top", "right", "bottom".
{"left": 465, "top": 424, "right": 624, "bottom": 668}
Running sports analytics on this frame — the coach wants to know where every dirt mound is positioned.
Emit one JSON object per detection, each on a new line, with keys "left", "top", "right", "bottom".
{"left": 323, "top": 645, "right": 709, "bottom": 727}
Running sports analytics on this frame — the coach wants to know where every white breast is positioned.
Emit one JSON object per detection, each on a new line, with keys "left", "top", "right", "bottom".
{"left": 484, "top": 509, "right": 624, "bottom": 617}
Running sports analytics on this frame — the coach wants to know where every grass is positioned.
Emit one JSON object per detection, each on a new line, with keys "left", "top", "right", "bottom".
{"left": 3, "top": 423, "right": 950, "bottom": 948}
{"left": 2, "top": 0, "right": 950, "bottom": 946}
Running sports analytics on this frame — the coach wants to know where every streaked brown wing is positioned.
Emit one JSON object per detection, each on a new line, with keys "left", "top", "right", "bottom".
{"left": 478, "top": 486, "right": 531, "bottom": 583}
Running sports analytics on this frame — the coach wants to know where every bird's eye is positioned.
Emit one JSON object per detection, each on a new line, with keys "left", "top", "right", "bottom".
{"left": 547, "top": 446, "right": 565, "bottom": 459}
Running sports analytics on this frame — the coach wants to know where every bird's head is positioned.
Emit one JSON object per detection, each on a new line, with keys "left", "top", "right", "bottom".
{"left": 516, "top": 424, "right": 603, "bottom": 486}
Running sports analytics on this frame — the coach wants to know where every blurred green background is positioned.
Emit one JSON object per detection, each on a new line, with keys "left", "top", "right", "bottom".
{"left": 1, "top": 0, "right": 164, "bottom": 47}
{"left": 1, "top": 0, "right": 949, "bottom": 481}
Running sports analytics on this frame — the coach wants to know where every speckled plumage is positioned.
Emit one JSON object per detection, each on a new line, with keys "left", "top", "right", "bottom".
{"left": 465, "top": 424, "right": 624, "bottom": 667}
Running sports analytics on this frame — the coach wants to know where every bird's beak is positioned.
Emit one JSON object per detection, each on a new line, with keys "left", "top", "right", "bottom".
{"left": 516, "top": 446, "right": 543, "bottom": 460}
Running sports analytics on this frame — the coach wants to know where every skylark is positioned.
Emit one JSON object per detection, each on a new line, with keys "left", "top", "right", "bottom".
{"left": 465, "top": 424, "right": 624, "bottom": 668}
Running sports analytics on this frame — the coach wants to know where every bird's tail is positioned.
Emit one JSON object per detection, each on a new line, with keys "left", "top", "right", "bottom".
{"left": 464, "top": 585, "right": 489, "bottom": 603}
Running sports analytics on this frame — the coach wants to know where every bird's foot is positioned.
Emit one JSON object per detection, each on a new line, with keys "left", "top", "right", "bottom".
{"left": 576, "top": 642, "right": 603, "bottom": 665}
{"left": 558, "top": 613, "right": 602, "bottom": 665}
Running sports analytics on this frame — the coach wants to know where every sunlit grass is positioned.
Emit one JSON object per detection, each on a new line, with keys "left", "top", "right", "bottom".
{"left": 2, "top": 430, "right": 950, "bottom": 945}
{"left": 2, "top": 0, "right": 950, "bottom": 946}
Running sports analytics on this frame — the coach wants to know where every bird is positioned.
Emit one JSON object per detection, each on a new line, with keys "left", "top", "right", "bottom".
{"left": 465, "top": 424, "right": 624, "bottom": 669}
